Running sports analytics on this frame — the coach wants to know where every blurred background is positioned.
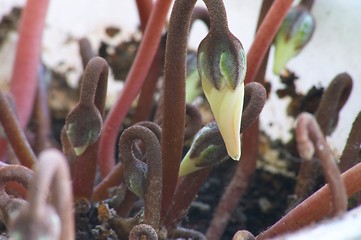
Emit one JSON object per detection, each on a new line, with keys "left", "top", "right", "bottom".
{"left": 1, "top": 0, "right": 360, "bottom": 157}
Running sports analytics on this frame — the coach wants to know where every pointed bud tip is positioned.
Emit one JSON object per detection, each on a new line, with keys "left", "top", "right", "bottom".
{"left": 73, "top": 145, "right": 89, "bottom": 156}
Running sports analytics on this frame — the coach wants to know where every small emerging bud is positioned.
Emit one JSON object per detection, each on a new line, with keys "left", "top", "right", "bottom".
{"left": 179, "top": 122, "right": 228, "bottom": 176}
{"left": 273, "top": 6, "right": 315, "bottom": 74}
{"left": 124, "top": 161, "right": 147, "bottom": 198}
{"left": 65, "top": 104, "right": 102, "bottom": 156}
{"left": 198, "top": 30, "right": 246, "bottom": 160}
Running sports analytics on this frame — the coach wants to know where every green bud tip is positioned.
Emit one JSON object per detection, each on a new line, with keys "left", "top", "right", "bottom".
{"left": 179, "top": 122, "right": 229, "bottom": 176}
{"left": 273, "top": 6, "right": 315, "bottom": 75}
{"left": 198, "top": 31, "right": 246, "bottom": 160}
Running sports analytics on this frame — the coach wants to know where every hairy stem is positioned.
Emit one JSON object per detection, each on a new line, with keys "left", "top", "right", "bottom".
{"left": 20, "top": 149, "right": 74, "bottom": 240}
{"left": 119, "top": 125, "right": 162, "bottom": 230}
{"left": 79, "top": 38, "right": 95, "bottom": 70}
{"left": 0, "top": 165, "right": 33, "bottom": 227}
{"left": 165, "top": 83, "right": 266, "bottom": 229}
{"left": 315, "top": 73, "right": 353, "bottom": 136}
{"left": 295, "top": 113, "right": 347, "bottom": 217}
{"left": 292, "top": 73, "right": 352, "bottom": 205}
{"left": 339, "top": 112, "right": 361, "bottom": 172}
{"left": 129, "top": 224, "right": 158, "bottom": 240}
{"left": 161, "top": 0, "right": 232, "bottom": 218}
{"left": 98, "top": 0, "right": 172, "bottom": 178}
{"left": 206, "top": 124, "right": 259, "bottom": 240}
{"left": 33, "top": 64, "right": 54, "bottom": 153}
{"left": 206, "top": 0, "right": 291, "bottom": 236}
{"left": 92, "top": 163, "right": 124, "bottom": 202}
{"left": 70, "top": 57, "right": 108, "bottom": 201}
{"left": 0, "top": 91, "right": 36, "bottom": 168}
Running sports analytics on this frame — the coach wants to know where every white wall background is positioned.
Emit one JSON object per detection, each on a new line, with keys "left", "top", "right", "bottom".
{"left": 1, "top": 0, "right": 360, "bottom": 156}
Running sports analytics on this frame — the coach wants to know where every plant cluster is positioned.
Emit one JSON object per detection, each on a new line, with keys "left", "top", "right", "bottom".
{"left": 0, "top": 0, "right": 360, "bottom": 239}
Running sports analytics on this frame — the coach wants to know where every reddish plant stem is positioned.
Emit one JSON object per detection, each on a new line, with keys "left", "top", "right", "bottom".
{"left": 339, "top": 112, "right": 361, "bottom": 172}
{"left": 79, "top": 38, "right": 95, "bottom": 70}
{"left": 184, "top": 104, "right": 203, "bottom": 142}
{"left": 206, "top": 124, "right": 259, "bottom": 240}
{"left": 92, "top": 163, "right": 124, "bottom": 202}
{"left": 135, "top": 0, "right": 153, "bottom": 32}
{"left": 315, "top": 73, "right": 353, "bottom": 136}
{"left": 163, "top": 168, "right": 210, "bottom": 228}
{"left": 129, "top": 224, "right": 157, "bottom": 240}
{"left": 253, "top": 0, "right": 274, "bottom": 85}
{"left": 292, "top": 73, "right": 352, "bottom": 205}
{"left": 10, "top": 0, "right": 50, "bottom": 128}
{"left": 0, "top": 91, "right": 36, "bottom": 168}
{"left": 33, "top": 64, "right": 54, "bottom": 153}
{"left": 256, "top": 162, "right": 361, "bottom": 239}
{"left": 98, "top": 0, "right": 172, "bottom": 178}
{"left": 16, "top": 149, "right": 74, "bottom": 240}
{"left": 160, "top": 0, "right": 231, "bottom": 219}
{"left": 0, "top": 165, "right": 33, "bottom": 227}
{"left": 164, "top": 83, "right": 266, "bottom": 229}
{"left": 206, "top": 0, "right": 292, "bottom": 238}
{"left": 131, "top": 39, "right": 164, "bottom": 124}
{"left": 115, "top": 189, "right": 138, "bottom": 217}
{"left": 119, "top": 125, "right": 162, "bottom": 229}
{"left": 71, "top": 57, "right": 108, "bottom": 201}
{"left": 60, "top": 127, "right": 76, "bottom": 176}
{"left": 132, "top": 0, "right": 158, "bottom": 123}
{"left": 245, "top": 0, "right": 293, "bottom": 84}
{"left": 296, "top": 113, "right": 347, "bottom": 216}
{"left": 160, "top": 0, "right": 196, "bottom": 218}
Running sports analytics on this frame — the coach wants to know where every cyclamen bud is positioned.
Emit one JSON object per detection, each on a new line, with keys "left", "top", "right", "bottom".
{"left": 273, "top": 6, "right": 315, "bottom": 74}
{"left": 198, "top": 29, "right": 246, "bottom": 160}
{"left": 65, "top": 104, "right": 102, "bottom": 156}
{"left": 179, "top": 122, "right": 228, "bottom": 176}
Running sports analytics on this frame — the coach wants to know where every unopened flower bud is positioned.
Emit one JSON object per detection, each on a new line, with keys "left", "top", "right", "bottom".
{"left": 273, "top": 6, "right": 315, "bottom": 74}
{"left": 65, "top": 104, "right": 102, "bottom": 156}
{"left": 198, "top": 30, "right": 246, "bottom": 160}
{"left": 179, "top": 122, "right": 228, "bottom": 176}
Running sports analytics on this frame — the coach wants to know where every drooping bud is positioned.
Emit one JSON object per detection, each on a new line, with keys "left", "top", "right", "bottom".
{"left": 179, "top": 122, "right": 228, "bottom": 176}
{"left": 273, "top": 6, "right": 315, "bottom": 74}
{"left": 65, "top": 103, "right": 102, "bottom": 156}
{"left": 198, "top": 30, "right": 246, "bottom": 160}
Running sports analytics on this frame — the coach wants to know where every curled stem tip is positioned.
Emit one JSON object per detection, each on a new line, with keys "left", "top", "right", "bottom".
{"left": 0, "top": 165, "right": 33, "bottom": 227}
{"left": 315, "top": 72, "right": 353, "bottom": 135}
{"left": 65, "top": 56, "right": 108, "bottom": 156}
{"left": 10, "top": 149, "right": 74, "bottom": 240}
{"left": 296, "top": 112, "right": 347, "bottom": 216}
{"left": 0, "top": 91, "right": 37, "bottom": 168}
{"left": 119, "top": 124, "right": 162, "bottom": 229}
{"left": 129, "top": 224, "right": 158, "bottom": 240}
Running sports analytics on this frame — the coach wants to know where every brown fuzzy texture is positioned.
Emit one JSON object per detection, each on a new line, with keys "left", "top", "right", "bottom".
{"left": 119, "top": 125, "right": 162, "bottom": 230}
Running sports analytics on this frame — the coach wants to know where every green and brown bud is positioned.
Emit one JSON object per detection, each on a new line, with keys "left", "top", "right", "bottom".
{"left": 273, "top": 6, "right": 315, "bottom": 74}
{"left": 179, "top": 122, "right": 228, "bottom": 176}
{"left": 198, "top": 30, "right": 246, "bottom": 160}
{"left": 65, "top": 103, "right": 102, "bottom": 156}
